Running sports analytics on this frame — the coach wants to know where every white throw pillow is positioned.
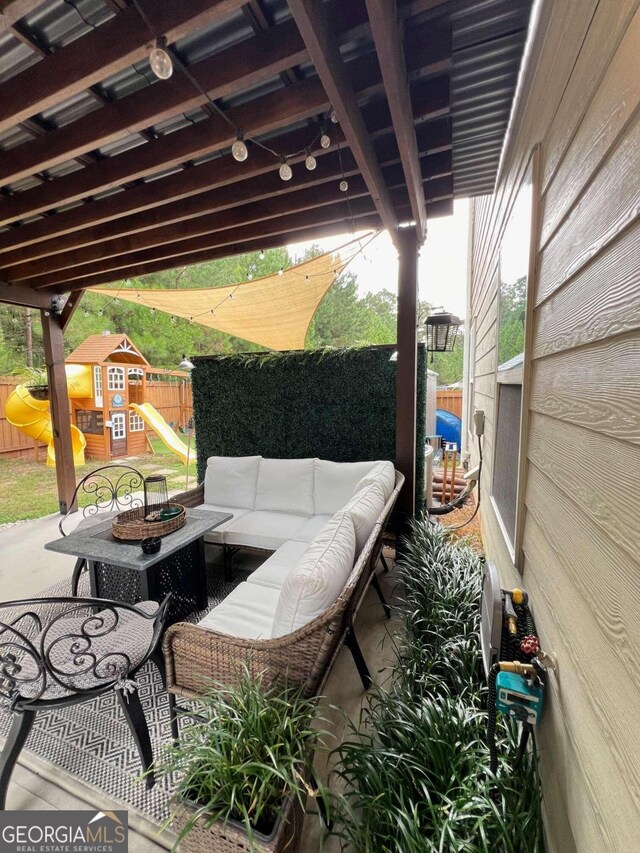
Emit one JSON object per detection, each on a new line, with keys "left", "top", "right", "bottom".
{"left": 271, "top": 512, "right": 356, "bottom": 637}
{"left": 313, "top": 459, "right": 379, "bottom": 515}
{"left": 342, "top": 481, "right": 386, "bottom": 552}
{"left": 354, "top": 460, "right": 395, "bottom": 503}
{"left": 255, "top": 457, "right": 316, "bottom": 516}
{"left": 204, "top": 456, "right": 261, "bottom": 509}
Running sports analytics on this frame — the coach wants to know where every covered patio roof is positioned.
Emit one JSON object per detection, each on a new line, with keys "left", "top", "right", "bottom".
{"left": 0, "top": 0, "right": 533, "bottom": 514}
{"left": 0, "top": 0, "right": 531, "bottom": 304}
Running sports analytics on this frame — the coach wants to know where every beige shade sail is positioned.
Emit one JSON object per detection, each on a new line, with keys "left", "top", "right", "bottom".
{"left": 93, "top": 234, "right": 376, "bottom": 351}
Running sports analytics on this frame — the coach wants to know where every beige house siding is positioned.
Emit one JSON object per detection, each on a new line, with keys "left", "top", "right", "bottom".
{"left": 466, "top": 2, "right": 640, "bottom": 851}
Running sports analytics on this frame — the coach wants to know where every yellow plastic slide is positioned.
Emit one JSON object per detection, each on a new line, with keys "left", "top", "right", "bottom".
{"left": 5, "top": 382, "right": 86, "bottom": 467}
{"left": 129, "top": 402, "right": 190, "bottom": 464}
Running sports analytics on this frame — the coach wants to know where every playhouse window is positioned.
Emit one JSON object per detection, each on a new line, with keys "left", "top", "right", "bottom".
{"left": 76, "top": 410, "right": 104, "bottom": 435}
{"left": 129, "top": 412, "right": 145, "bottom": 432}
{"left": 128, "top": 368, "right": 144, "bottom": 383}
{"left": 107, "top": 367, "right": 125, "bottom": 391}
{"left": 93, "top": 366, "right": 103, "bottom": 407}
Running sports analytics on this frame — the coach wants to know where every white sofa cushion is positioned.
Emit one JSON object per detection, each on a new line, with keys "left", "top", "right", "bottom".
{"left": 223, "top": 510, "right": 308, "bottom": 550}
{"left": 255, "top": 458, "right": 315, "bottom": 516}
{"left": 354, "top": 460, "right": 395, "bottom": 502}
{"left": 292, "top": 514, "right": 332, "bottom": 542}
{"left": 313, "top": 459, "right": 380, "bottom": 514}
{"left": 271, "top": 512, "right": 356, "bottom": 638}
{"left": 204, "top": 456, "right": 261, "bottom": 509}
{"left": 342, "top": 482, "right": 386, "bottom": 552}
{"left": 198, "top": 582, "right": 280, "bottom": 639}
{"left": 199, "top": 504, "right": 245, "bottom": 544}
{"left": 247, "top": 540, "right": 310, "bottom": 590}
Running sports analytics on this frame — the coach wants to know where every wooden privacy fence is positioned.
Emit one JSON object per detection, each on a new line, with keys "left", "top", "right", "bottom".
{"left": 436, "top": 389, "right": 463, "bottom": 419}
{"left": 0, "top": 377, "right": 46, "bottom": 459}
{"left": 0, "top": 375, "right": 193, "bottom": 459}
{"left": 145, "top": 376, "right": 193, "bottom": 432}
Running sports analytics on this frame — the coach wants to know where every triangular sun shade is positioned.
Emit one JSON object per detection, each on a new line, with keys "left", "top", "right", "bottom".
{"left": 93, "top": 234, "right": 376, "bottom": 351}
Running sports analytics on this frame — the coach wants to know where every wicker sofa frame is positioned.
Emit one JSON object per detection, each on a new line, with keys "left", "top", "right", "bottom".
{"left": 163, "top": 471, "right": 403, "bottom": 724}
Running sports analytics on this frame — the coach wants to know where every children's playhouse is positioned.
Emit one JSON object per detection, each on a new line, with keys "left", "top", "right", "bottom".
{"left": 5, "top": 333, "right": 190, "bottom": 465}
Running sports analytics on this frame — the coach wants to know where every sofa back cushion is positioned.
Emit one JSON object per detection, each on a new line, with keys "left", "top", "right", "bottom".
{"left": 342, "top": 481, "right": 386, "bottom": 552}
{"left": 313, "top": 459, "right": 380, "bottom": 515}
{"left": 354, "top": 460, "right": 395, "bottom": 503}
{"left": 271, "top": 512, "right": 356, "bottom": 637}
{"left": 255, "top": 457, "right": 316, "bottom": 516}
{"left": 204, "top": 456, "right": 261, "bottom": 509}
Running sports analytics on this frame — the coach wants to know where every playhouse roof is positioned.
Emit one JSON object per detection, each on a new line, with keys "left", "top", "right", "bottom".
{"left": 66, "top": 333, "right": 149, "bottom": 366}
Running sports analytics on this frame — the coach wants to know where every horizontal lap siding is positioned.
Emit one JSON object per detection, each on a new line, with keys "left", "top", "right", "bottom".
{"left": 468, "top": 3, "right": 640, "bottom": 851}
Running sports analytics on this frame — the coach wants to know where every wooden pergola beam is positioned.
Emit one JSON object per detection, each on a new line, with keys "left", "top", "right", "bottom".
{"left": 0, "top": 280, "right": 53, "bottom": 308}
{"left": 41, "top": 310, "right": 76, "bottom": 514}
{"left": 0, "top": 19, "right": 308, "bottom": 187}
{"left": 8, "top": 154, "right": 364, "bottom": 280}
{"left": 288, "top": 0, "right": 399, "bottom": 241}
{"left": 34, "top": 195, "right": 381, "bottom": 289}
{"left": 0, "top": 0, "right": 248, "bottom": 136}
{"left": 366, "top": 0, "right": 427, "bottom": 240}
{"left": 43, "top": 205, "right": 384, "bottom": 293}
{"left": 0, "top": 76, "right": 334, "bottom": 227}
{"left": 0, "top": 126, "right": 347, "bottom": 255}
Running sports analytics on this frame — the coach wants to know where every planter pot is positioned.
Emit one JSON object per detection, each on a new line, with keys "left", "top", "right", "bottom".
{"left": 27, "top": 385, "right": 49, "bottom": 401}
{"left": 170, "top": 792, "right": 305, "bottom": 853}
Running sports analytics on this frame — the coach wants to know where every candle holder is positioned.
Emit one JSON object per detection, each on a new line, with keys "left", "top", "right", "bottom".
{"left": 144, "top": 475, "right": 169, "bottom": 520}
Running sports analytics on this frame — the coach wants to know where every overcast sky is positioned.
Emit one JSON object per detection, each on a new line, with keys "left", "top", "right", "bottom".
{"left": 288, "top": 198, "right": 470, "bottom": 320}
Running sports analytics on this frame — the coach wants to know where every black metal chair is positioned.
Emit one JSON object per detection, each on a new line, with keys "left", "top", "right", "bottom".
{"left": 0, "top": 594, "right": 170, "bottom": 809}
{"left": 59, "top": 465, "right": 145, "bottom": 596}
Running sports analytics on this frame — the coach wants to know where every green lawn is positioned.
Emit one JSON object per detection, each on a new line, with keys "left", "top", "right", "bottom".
{"left": 0, "top": 437, "right": 198, "bottom": 525}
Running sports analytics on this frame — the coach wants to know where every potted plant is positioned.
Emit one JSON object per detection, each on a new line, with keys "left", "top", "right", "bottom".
{"left": 157, "top": 667, "right": 329, "bottom": 853}
{"left": 22, "top": 367, "right": 49, "bottom": 400}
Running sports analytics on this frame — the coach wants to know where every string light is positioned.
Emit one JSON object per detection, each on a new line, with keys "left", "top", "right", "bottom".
{"left": 151, "top": 307, "right": 156, "bottom": 314}
{"left": 279, "top": 156, "right": 293, "bottom": 181}
{"left": 259, "top": 249, "right": 265, "bottom": 260}
{"left": 340, "top": 180, "right": 349, "bottom": 192}
{"left": 278, "top": 268, "right": 284, "bottom": 276}
{"left": 304, "top": 150, "right": 317, "bottom": 171}
{"left": 330, "top": 109, "right": 339, "bottom": 124}
{"left": 320, "top": 129, "right": 331, "bottom": 149}
{"left": 149, "top": 38, "right": 173, "bottom": 80}
{"left": 231, "top": 132, "right": 248, "bottom": 162}
{"left": 247, "top": 273, "right": 253, "bottom": 280}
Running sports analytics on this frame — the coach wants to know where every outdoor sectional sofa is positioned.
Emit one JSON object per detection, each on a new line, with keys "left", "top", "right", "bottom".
{"left": 165, "top": 456, "right": 403, "bottom": 720}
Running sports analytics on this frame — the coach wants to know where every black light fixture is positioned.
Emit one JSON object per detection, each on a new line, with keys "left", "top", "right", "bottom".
{"left": 425, "top": 310, "right": 462, "bottom": 354}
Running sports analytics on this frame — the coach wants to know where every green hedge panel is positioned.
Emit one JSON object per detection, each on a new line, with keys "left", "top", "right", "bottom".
{"left": 192, "top": 345, "right": 426, "bottom": 513}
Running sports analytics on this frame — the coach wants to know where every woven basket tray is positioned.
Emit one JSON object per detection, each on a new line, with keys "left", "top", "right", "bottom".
{"left": 112, "top": 504, "right": 186, "bottom": 541}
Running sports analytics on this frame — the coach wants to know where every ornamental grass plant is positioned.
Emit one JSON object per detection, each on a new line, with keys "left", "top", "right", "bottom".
{"left": 331, "top": 522, "right": 543, "bottom": 853}
{"left": 154, "top": 667, "right": 329, "bottom": 851}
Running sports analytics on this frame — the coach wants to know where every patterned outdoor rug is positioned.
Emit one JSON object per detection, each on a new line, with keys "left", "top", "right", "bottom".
{"left": 0, "top": 562, "right": 251, "bottom": 827}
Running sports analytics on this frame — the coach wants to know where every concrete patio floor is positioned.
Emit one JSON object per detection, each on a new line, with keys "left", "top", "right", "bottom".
{"left": 0, "top": 514, "right": 400, "bottom": 851}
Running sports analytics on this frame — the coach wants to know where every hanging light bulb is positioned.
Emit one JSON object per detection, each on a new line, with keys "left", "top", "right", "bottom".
{"left": 339, "top": 179, "right": 349, "bottom": 192}
{"left": 151, "top": 307, "right": 156, "bottom": 314}
{"left": 305, "top": 150, "right": 317, "bottom": 171}
{"left": 279, "top": 156, "right": 292, "bottom": 181}
{"left": 189, "top": 317, "right": 194, "bottom": 324}
{"left": 278, "top": 268, "right": 284, "bottom": 276}
{"left": 247, "top": 273, "right": 253, "bottom": 280}
{"left": 231, "top": 132, "right": 248, "bottom": 162}
{"left": 329, "top": 109, "right": 339, "bottom": 124}
{"left": 320, "top": 129, "right": 331, "bottom": 149}
{"left": 149, "top": 38, "right": 173, "bottom": 80}
{"left": 259, "top": 249, "right": 265, "bottom": 260}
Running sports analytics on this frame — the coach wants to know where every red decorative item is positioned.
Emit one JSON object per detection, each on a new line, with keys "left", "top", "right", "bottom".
{"left": 520, "top": 635, "right": 540, "bottom": 656}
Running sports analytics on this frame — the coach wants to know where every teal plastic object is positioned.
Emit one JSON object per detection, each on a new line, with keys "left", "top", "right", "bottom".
{"left": 496, "top": 671, "right": 543, "bottom": 726}
{"left": 435, "top": 408, "right": 461, "bottom": 450}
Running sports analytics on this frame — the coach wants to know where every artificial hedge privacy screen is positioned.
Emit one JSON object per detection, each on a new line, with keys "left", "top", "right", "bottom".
{"left": 192, "top": 345, "right": 427, "bottom": 511}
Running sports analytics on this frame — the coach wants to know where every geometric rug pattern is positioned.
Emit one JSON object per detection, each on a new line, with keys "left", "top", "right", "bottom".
{"left": 0, "top": 563, "right": 250, "bottom": 825}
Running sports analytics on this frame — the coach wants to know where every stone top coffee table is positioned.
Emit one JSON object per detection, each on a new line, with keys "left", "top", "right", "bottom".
{"left": 45, "top": 508, "right": 231, "bottom": 625}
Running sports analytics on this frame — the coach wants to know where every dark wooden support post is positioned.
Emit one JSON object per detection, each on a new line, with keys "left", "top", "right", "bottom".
{"left": 41, "top": 308, "right": 77, "bottom": 514}
{"left": 395, "top": 226, "right": 420, "bottom": 518}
